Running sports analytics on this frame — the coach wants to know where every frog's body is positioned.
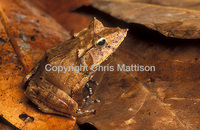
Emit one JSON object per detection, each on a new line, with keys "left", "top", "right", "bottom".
{"left": 24, "top": 18, "right": 128, "bottom": 119}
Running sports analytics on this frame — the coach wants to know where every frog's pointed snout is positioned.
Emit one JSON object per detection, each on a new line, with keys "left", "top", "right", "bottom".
{"left": 119, "top": 28, "right": 128, "bottom": 39}
{"left": 124, "top": 28, "right": 129, "bottom": 36}
{"left": 111, "top": 28, "right": 128, "bottom": 49}
{"left": 122, "top": 28, "right": 129, "bottom": 34}
{"left": 84, "top": 27, "right": 128, "bottom": 67}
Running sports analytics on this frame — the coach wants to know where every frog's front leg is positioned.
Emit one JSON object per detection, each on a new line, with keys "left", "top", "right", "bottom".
{"left": 72, "top": 77, "right": 100, "bottom": 115}
{"left": 72, "top": 83, "right": 97, "bottom": 117}
{"left": 82, "top": 80, "right": 100, "bottom": 106}
{"left": 25, "top": 79, "right": 79, "bottom": 119}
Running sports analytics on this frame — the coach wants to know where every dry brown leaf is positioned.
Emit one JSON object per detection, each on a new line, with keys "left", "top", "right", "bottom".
{"left": 1, "top": 0, "right": 200, "bottom": 129}
{"left": 134, "top": 0, "right": 200, "bottom": 11}
{"left": 28, "top": 0, "right": 91, "bottom": 34}
{"left": 0, "top": 0, "right": 77, "bottom": 129}
{"left": 91, "top": 0, "right": 200, "bottom": 39}
{"left": 77, "top": 18, "right": 200, "bottom": 129}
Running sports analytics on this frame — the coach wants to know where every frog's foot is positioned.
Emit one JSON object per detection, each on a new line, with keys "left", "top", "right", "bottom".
{"left": 33, "top": 97, "right": 75, "bottom": 119}
{"left": 26, "top": 80, "right": 79, "bottom": 120}
{"left": 76, "top": 109, "right": 96, "bottom": 117}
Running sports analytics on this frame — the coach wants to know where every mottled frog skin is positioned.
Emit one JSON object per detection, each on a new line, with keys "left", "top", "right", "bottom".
{"left": 23, "top": 18, "right": 128, "bottom": 119}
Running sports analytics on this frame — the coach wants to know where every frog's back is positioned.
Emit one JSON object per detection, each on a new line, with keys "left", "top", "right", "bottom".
{"left": 34, "top": 38, "right": 84, "bottom": 95}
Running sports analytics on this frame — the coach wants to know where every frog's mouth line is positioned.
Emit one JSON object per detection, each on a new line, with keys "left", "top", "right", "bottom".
{"left": 77, "top": 40, "right": 120, "bottom": 69}
{"left": 78, "top": 45, "right": 95, "bottom": 60}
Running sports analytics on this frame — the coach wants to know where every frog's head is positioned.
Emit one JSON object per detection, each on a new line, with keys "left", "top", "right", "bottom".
{"left": 74, "top": 18, "right": 128, "bottom": 71}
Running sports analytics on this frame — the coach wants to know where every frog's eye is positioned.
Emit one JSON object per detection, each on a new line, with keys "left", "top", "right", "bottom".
{"left": 96, "top": 38, "right": 106, "bottom": 47}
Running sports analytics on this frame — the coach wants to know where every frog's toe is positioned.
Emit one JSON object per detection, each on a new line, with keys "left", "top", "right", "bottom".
{"left": 85, "top": 79, "right": 98, "bottom": 96}
{"left": 82, "top": 98, "right": 100, "bottom": 110}
{"left": 76, "top": 109, "right": 96, "bottom": 117}
{"left": 84, "top": 83, "right": 93, "bottom": 96}
{"left": 85, "top": 99, "right": 100, "bottom": 106}
{"left": 25, "top": 85, "right": 39, "bottom": 99}
{"left": 83, "top": 82, "right": 95, "bottom": 103}
{"left": 88, "top": 79, "right": 98, "bottom": 85}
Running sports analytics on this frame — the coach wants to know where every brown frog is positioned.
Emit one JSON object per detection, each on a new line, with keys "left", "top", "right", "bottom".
{"left": 23, "top": 18, "right": 128, "bottom": 119}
